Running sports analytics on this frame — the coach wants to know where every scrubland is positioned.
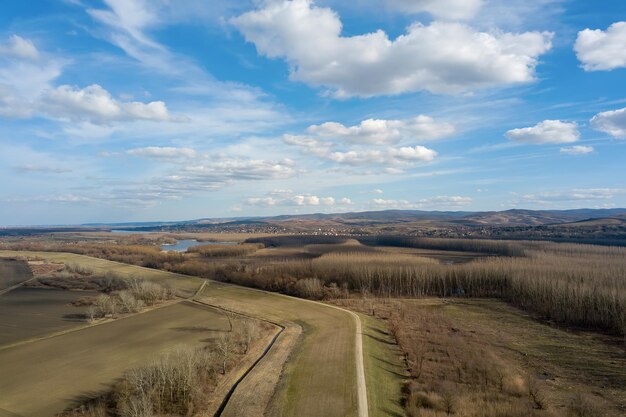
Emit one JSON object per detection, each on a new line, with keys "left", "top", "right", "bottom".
{"left": 333, "top": 298, "right": 626, "bottom": 417}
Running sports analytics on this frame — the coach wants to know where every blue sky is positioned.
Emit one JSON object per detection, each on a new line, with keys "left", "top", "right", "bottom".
{"left": 1, "top": 0, "right": 625, "bottom": 225}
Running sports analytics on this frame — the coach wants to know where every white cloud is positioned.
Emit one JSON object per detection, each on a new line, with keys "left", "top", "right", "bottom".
{"left": 126, "top": 146, "right": 197, "bottom": 159}
{"left": 590, "top": 106, "right": 626, "bottom": 138}
{"left": 372, "top": 195, "right": 472, "bottom": 209}
{"left": 307, "top": 115, "right": 455, "bottom": 144}
{"left": 283, "top": 115, "right": 443, "bottom": 170}
{"left": 522, "top": 188, "right": 622, "bottom": 203}
{"left": 245, "top": 191, "right": 348, "bottom": 207}
{"left": 232, "top": 0, "right": 553, "bottom": 97}
{"left": 575, "top": 22, "right": 626, "bottom": 71}
{"left": 389, "top": 0, "right": 483, "bottom": 20}
{"left": 560, "top": 145, "right": 593, "bottom": 155}
{"left": 373, "top": 188, "right": 384, "bottom": 194}
{"left": 0, "top": 35, "right": 39, "bottom": 60}
{"left": 329, "top": 146, "right": 437, "bottom": 166}
{"left": 282, "top": 134, "right": 332, "bottom": 156}
{"left": 0, "top": 35, "right": 64, "bottom": 118}
{"left": 505, "top": 120, "right": 580, "bottom": 144}
{"left": 41, "top": 84, "right": 181, "bottom": 124}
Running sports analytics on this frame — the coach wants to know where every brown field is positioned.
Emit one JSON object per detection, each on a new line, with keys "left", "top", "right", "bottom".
{"left": 0, "top": 301, "right": 231, "bottom": 417}
{"left": 0, "top": 250, "right": 203, "bottom": 297}
{"left": 0, "top": 258, "right": 32, "bottom": 291}
{"left": 336, "top": 297, "right": 626, "bottom": 417}
{"left": 0, "top": 287, "right": 98, "bottom": 346}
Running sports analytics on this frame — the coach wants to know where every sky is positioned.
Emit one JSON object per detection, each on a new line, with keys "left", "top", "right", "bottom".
{"left": 1, "top": 0, "right": 625, "bottom": 225}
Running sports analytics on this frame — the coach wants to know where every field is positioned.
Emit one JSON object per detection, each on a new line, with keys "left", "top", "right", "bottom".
{"left": 0, "top": 250, "right": 203, "bottom": 297}
{"left": 196, "top": 282, "right": 361, "bottom": 417}
{"left": 0, "top": 301, "right": 232, "bottom": 417}
{"left": 0, "top": 251, "right": 373, "bottom": 417}
{"left": 335, "top": 297, "right": 626, "bottom": 417}
{"left": 0, "top": 258, "right": 32, "bottom": 291}
{"left": 0, "top": 287, "right": 99, "bottom": 346}
{"left": 357, "top": 313, "right": 408, "bottom": 417}
{"left": 1, "top": 233, "right": 624, "bottom": 417}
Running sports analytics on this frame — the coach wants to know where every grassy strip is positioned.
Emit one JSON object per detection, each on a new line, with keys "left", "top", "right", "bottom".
{"left": 358, "top": 313, "right": 407, "bottom": 417}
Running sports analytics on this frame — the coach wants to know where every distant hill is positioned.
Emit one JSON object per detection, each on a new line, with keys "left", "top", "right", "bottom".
{"left": 77, "top": 208, "right": 626, "bottom": 230}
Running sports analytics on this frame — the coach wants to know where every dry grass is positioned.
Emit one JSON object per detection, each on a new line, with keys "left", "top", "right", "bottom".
{"left": 338, "top": 298, "right": 626, "bottom": 417}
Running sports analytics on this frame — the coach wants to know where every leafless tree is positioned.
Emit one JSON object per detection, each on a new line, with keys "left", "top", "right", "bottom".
{"left": 216, "top": 334, "right": 235, "bottom": 374}
{"left": 241, "top": 320, "right": 259, "bottom": 354}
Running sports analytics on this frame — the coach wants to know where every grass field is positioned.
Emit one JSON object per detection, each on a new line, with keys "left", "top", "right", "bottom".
{"left": 442, "top": 299, "right": 626, "bottom": 414}
{"left": 0, "top": 300, "right": 231, "bottom": 417}
{"left": 342, "top": 298, "right": 626, "bottom": 417}
{"left": 0, "top": 287, "right": 99, "bottom": 346}
{"left": 358, "top": 313, "right": 407, "bottom": 417}
{"left": 0, "top": 250, "right": 203, "bottom": 297}
{"left": 0, "top": 258, "right": 32, "bottom": 290}
{"left": 0, "top": 251, "right": 367, "bottom": 417}
{"left": 197, "top": 282, "right": 359, "bottom": 417}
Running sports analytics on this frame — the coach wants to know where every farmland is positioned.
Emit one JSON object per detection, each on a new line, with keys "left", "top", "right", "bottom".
{"left": 0, "top": 300, "right": 235, "bottom": 417}
{"left": 0, "top": 287, "right": 98, "bottom": 346}
{"left": 0, "top": 258, "right": 32, "bottom": 291}
{"left": 0, "top": 251, "right": 373, "bottom": 417}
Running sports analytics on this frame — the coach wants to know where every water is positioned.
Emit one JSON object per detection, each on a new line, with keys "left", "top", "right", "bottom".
{"left": 160, "top": 240, "right": 237, "bottom": 252}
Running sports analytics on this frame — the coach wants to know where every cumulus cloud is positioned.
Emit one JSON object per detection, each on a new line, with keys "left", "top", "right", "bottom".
{"left": 126, "top": 146, "right": 198, "bottom": 159}
{"left": 590, "top": 106, "right": 626, "bottom": 138}
{"left": 329, "top": 146, "right": 437, "bottom": 166}
{"left": 388, "top": 0, "right": 483, "bottom": 20}
{"left": 575, "top": 22, "right": 626, "bottom": 71}
{"left": 283, "top": 115, "right": 443, "bottom": 170}
{"left": 41, "top": 84, "right": 181, "bottom": 124}
{"left": 505, "top": 120, "right": 580, "bottom": 144}
{"left": 560, "top": 145, "right": 593, "bottom": 155}
{"left": 307, "top": 115, "right": 455, "bottom": 144}
{"left": 0, "top": 35, "right": 39, "bottom": 60}
{"left": 245, "top": 190, "right": 350, "bottom": 207}
{"left": 232, "top": 0, "right": 553, "bottom": 97}
{"left": 372, "top": 195, "right": 472, "bottom": 209}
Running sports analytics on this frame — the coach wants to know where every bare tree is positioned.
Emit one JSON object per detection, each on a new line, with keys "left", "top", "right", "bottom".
{"left": 241, "top": 320, "right": 259, "bottom": 354}
{"left": 216, "top": 334, "right": 235, "bottom": 374}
